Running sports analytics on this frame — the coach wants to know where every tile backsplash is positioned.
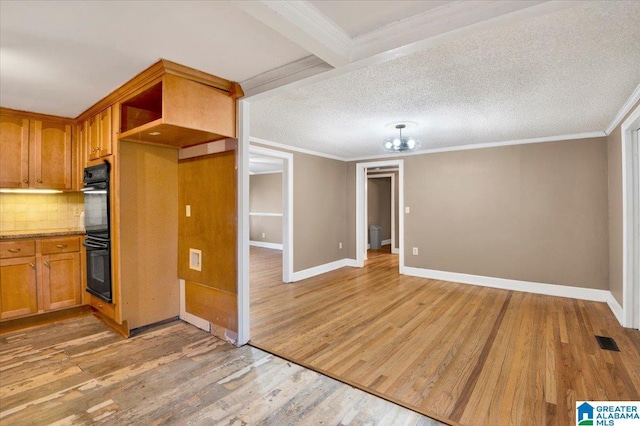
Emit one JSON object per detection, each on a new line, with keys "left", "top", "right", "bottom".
{"left": 0, "top": 193, "right": 84, "bottom": 232}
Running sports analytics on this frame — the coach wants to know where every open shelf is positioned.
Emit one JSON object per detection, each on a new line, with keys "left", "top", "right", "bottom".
{"left": 118, "top": 75, "right": 236, "bottom": 149}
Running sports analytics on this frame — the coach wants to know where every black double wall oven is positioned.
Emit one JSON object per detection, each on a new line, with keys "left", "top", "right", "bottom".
{"left": 82, "top": 162, "right": 112, "bottom": 303}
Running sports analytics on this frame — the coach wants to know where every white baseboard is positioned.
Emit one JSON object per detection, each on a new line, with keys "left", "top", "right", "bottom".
{"left": 250, "top": 240, "right": 283, "bottom": 250}
{"left": 607, "top": 294, "right": 625, "bottom": 325}
{"left": 392, "top": 247, "right": 399, "bottom": 254}
{"left": 179, "top": 279, "right": 210, "bottom": 332}
{"left": 402, "top": 266, "right": 611, "bottom": 302}
{"left": 382, "top": 239, "right": 391, "bottom": 246}
{"left": 292, "top": 258, "right": 357, "bottom": 282}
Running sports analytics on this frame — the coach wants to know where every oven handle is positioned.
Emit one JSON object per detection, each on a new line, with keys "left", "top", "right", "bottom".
{"left": 83, "top": 241, "right": 108, "bottom": 249}
{"left": 81, "top": 182, "right": 108, "bottom": 191}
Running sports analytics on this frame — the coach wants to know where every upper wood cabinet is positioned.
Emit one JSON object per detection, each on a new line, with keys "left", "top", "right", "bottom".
{"left": 82, "top": 105, "right": 115, "bottom": 162}
{"left": 118, "top": 74, "right": 237, "bottom": 148}
{"left": 0, "top": 110, "right": 73, "bottom": 190}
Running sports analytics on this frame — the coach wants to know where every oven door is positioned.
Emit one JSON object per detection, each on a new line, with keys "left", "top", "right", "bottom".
{"left": 83, "top": 238, "right": 112, "bottom": 303}
{"left": 82, "top": 182, "right": 110, "bottom": 237}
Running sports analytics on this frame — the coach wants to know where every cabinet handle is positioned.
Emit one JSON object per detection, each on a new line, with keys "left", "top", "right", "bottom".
{"left": 37, "top": 179, "right": 43, "bottom": 183}
{"left": 29, "top": 263, "right": 35, "bottom": 269}
{"left": 98, "top": 304, "right": 103, "bottom": 308}
{"left": 8, "top": 248, "right": 21, "bottom": 253}
{"left": 44, "top": 261, "right": 50, "bottom": 267}
{"left": 22, "top": 179, "right": 29, "bottom": 183}
{"left": 56, "top": 244, "right": 68, "bottom": 249}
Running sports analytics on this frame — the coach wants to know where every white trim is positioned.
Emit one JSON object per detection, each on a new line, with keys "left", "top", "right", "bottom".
{"left": 179, "top": 279, "right": 210, "bottom": 332}
{"left": 607, "top": 294, "right": 625, "bottom": 326}
{"left": 356, "top": 160, "right": 404, "bottom": 271}
{"left": 403, "top": 267, "right": 611, "bottom": 302}
{"left": 250, "top": 136, "right": 347, "bottom": 162}
{"left": 606, "top": 83, "right": 640, "bottom": 135}
{"left": 249, "top": 144, "right": 294, "bottom": 284}
{"left": 250, "top": 170, "right": 284, "bottom": 176}
{"left": 252, "top": 132, "right": 606, "bottom": 164}
{"left": 250, "top": 241, "right": 283, "bottom": 250}
{"left": 291, "top": 258, "right": 356, "bottom": 282}
{"left": 233, "top": 0, "right": 351, "bottom": 68}
{"left": 621, "top": 103, "right": 640, "bottom": 329}
{"left": 381, "top": 239, "right": 392, "bottom": 246}
{"left": 351, "top": 1, "right": 551, "bottom": 61}
{"left": 237, "top": 100, "right": 251, "bottom": 346}
{"left": 349, "top": 131, "right": 606, "bottom": 162}
{"left": 249, "top": 212, "right": 283, "bottom": 217}
{"left": 241, "top": 55, "right": 332, "bottom": 97}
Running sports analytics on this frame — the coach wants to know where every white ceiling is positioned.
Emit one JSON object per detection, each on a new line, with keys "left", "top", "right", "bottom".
{"left": 1, "top": 1, "right": 639, "bottom": 160}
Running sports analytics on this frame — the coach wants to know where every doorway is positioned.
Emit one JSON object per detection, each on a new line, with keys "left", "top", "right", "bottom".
{"left": 248, "top": 145, "right": 293, "bottom": 283}
{"left": 356, "top": 160, "right": 404, "bottom": 271}
{"left": 367, "top": 171, "right": 398, "bottom": 256}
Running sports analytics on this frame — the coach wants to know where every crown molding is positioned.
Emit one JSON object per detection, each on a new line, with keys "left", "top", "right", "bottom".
{"left": 241, "top": 56, "right": 333, "bottom": 98}
{"left": 605, "top": 83, "right": 640, "bottom": 135}
{"left": 234, "top": 1, "right": 351, "bottom": 68}
{"left": 346, "top": 131, "right": 606, "bottom": 162}
{"left": 250, "top": 137, "right": 347, "bottom": 162}
{"left": 352, "top": 0, "right": 552, "bottom": 61}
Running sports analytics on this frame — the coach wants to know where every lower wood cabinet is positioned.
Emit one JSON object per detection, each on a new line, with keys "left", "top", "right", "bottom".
{"left": 0, "top": 235, "right": 83, "bottom": 320}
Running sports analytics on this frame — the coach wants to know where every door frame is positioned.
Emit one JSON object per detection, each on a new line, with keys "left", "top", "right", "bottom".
{"left": 248, "top": 144, "right": 294, "bottom": 284}
{"left": 622, "top": 103, "right": 640, "bottom": 329}
{"left": 356, "top": 160, "right": 404, "bottom": 270}
{"left": 367, "top": 173, "right": 398, "bottom": 254}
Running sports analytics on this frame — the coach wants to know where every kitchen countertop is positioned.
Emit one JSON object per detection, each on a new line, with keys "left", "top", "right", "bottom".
{"left": 0, "top": 229, "right": 86, "bottom": 240}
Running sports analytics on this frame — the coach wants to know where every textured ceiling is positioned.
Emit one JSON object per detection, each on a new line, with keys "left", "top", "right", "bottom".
{"left": 250, "top": 1, "right": 640, "bottom": 159}
{"left": 309, "top": 0, "right": 451, "bottom": 38}
{"left": 0, "top": 1, "right": 309, "bottom": 117}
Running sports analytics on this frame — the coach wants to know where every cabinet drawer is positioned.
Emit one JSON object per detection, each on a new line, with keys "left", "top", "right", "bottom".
{"left": 0, "top": 240, "right": 36, "bottom": 259}
{"left": 41, "top": 237, "right": 80, "bottom": 254}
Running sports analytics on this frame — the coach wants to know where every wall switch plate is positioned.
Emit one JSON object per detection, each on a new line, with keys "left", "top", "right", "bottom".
{"left": 339, "top": 242, "right": 343, "bottom": 249}
{"left": 186, "top": 205, "right": 191, "bottom": 217}
{"left": 405, "top": 206, "right": 410, "bottom": 214}
{"left": 262, "top": 233, "right": 266, "bottom": 238}
{"left": 412, "top": 247, "right": 419, "bottom": 255}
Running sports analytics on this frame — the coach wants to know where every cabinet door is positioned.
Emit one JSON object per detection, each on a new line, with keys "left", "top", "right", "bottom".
{"left": 0, "top": 114, "right": 30, "bottom": 188}
{"left": 32, "top": 120, "right": 72, "bottom": 190}
{"left": 0, "top": 256, "right": 37, "bottom": 319}
{"left": 88, "top": 114, "right": 101, "bottom": 161}
{"left": 42, "top": 252, "right": 81, "bottom": 311}
{"left": 98, "top": 107, "right": 113, "bottom": 158}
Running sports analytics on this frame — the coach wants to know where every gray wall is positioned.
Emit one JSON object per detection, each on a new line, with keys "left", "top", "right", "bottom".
{"left": 252, "top": 144, "right": 348, "bottom": 272}
{"left": 402, "top": 138, "right": 609, "bottom": 289}
{"left": 250, "top": 173, "right": 282, "bottom": 244}
{"left": 367, "top": 177, "right": 392, "bottom": 242}
{"left": 607, "top": 100, "right": 640, "bottom": 306}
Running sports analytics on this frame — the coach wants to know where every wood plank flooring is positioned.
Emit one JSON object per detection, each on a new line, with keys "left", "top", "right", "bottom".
{"left": 250, "top": 246, "right": 640, "bottom": 426}
{"left": 0, "top": 314, "right": 441, "bottom": 425}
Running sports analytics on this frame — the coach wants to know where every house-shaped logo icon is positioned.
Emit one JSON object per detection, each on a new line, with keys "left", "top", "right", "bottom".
{"left": 577, "top": 402, "right": 594, "bottom": 425}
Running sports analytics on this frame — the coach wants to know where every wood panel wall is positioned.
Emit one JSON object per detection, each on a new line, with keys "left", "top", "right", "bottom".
{"left": 178, "top": 150, "right": 237, "bottom": 332}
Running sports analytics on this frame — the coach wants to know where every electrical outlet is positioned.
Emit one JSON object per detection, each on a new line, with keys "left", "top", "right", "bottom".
{"left": 405, "top": 206, "right": 410, "bottom": 214}
{"left": 412, "top": 247, "right": 419, "bottom": 255}
{"left": 339, "top": 242, "right": 343, "bottom": 249}
{"left": 186, "top": 205, "right": 191, "bottom": 217}
{"left": 262, "top": 233, "right": 266, "bottom": 239}
{"left": 73, "top": 207, "right": 81, "bottom": 217}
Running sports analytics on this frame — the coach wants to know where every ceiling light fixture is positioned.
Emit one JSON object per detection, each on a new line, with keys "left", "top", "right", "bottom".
{"left": 383, "top": 124, "right": 420, "bottom": 153}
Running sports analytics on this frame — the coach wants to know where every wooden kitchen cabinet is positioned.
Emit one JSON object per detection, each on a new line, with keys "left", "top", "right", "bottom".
{"left": 0, "top": 109, "right": 73, "bottom": 190}
{"left": 86, "top": 106, "right": 114, "bottom": 161}
{"left": 118, "top": 74, "right": 237, "bottom": 148}
{"left": 0, "top": 236, "right": 83, "bottom": 321}
{"left": 0, "top": 241, "right": 37, "bottom": 320}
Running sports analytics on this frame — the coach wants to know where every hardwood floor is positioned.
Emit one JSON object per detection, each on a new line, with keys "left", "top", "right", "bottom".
{"left": 250, "top": 246, "right": 640, "bottom": 426}
{"left": 0, "top": 314, "right": 441, "bottom": 425}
